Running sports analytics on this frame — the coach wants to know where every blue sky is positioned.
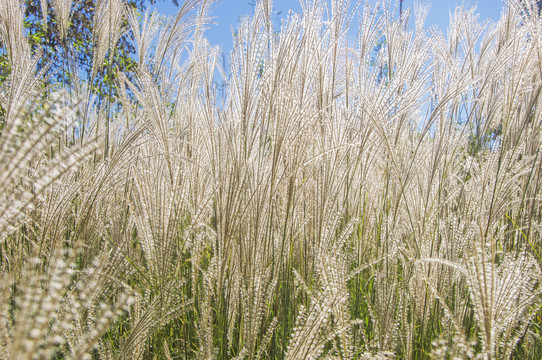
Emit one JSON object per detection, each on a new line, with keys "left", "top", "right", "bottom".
{"left": 148, "top": 0, "right": 505, "bottom": 54}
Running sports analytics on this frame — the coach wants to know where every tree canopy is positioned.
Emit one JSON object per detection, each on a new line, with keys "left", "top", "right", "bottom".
{"left": 0, "top": 0, "right": 178, "bottom": 100}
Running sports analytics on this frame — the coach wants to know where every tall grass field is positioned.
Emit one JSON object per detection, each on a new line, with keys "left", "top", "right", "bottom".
{"left": 1, "top": 0, "right": 542, "bottom": 358}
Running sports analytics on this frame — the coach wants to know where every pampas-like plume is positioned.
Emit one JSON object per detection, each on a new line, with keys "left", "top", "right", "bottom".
{"left": 0, "top": 93, "right": 97, "bottom": 244}
{"left": 91, "top": 0, "right": 126, "bottom": 80}
{"left": 467, "top": 247, "right": 542, "bottom": 358}
{"left": 51, "top": 0, "right": 74, "bottom": 41}
{"left": 0, "top": 248, "right": 134, "bottom": 359}
{"left": 40, "top": 0, "right": 48, "bottom": 31}
{"left": 0, "top": 0, "right": 28, "bottom": 63}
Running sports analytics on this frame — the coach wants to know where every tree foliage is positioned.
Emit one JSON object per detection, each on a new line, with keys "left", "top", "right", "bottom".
{"left": 0, "top": 0, "right": 178, "bottom": 100}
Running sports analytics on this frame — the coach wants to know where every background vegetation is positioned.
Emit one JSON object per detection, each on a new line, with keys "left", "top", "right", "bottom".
{"left": 1, "top": 0, "right": 542, "bottom": 358}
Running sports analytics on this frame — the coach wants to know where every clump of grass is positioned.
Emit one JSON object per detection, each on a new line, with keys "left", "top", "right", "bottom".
{"left": 1, "top": 0, "right": 542, "bottom": 358}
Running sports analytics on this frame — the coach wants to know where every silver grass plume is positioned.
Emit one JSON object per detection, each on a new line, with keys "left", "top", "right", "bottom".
{"left": 285, "top": 218, "right": 357, "bottom": 360}
{"left": 466, "top": 247, "right": 542, "bottom": 358}
{"left": 0, "top": 248, "right": 134, "bottom": 359}
{"left": 52, "top": 0, "right": 73, "bottom": 41}
{"left": 91, "top": 0, "right": 126, "bottom": 81}
{"left": 0, "top": 0, "right": 28, "bottom": 63}
{"left": 0, "top": 93, "right": 97, "bottom": 244}
{"left": 126, "top": 6, "right": 162, "bottom": 69}
{"left": 51, "top": 0, "right": 74, "bottom": 41}
{"left": 0, "top": 0, "right": 46, "bottom": 124}
{"left": 40, "top": 0, "right": 48, "bottom": 31}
